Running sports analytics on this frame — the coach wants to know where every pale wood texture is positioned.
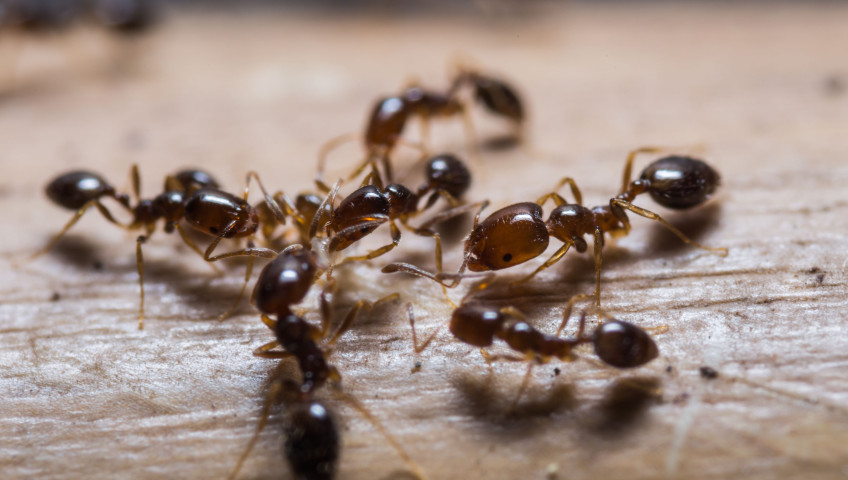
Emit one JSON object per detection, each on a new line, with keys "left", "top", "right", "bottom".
{"left": 1, "top": 3, "right": 847, "bottom": 480}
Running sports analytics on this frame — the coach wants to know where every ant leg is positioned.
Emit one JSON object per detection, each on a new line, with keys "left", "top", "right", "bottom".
{"left": 325, "top": 293, "right": 400, "bottom": 347}
{"left": 618, "top": 147, "right": 669, "bottom": 195}
{"left": 508, "top": 362, "right": 536, "bottom": 414}
{"left": 254, "top": 340, "right": 294, "bottom": 359}
{"left": 25, "top": 200, "right": 126, "bottom": 263}
{"left": 135, "top": 235, "right": 147, "bottom": 330}
{"left": 174, "top": 224, "right": 222, "bottom": 274}
{"left": 593, "top": 227, "right": 604, "bottom": 310}
{"left": 459, "top": 106, "right": 483, "bottom": 175}
{"left": 317, "top": 132, "right": 361, "bottom": 183}
{"left": 202, "top": 222, "right": 277, "bottom": 263}
{"left": 416, "top": 200, "right": 488, "bottom": 230}
{"left": 536, "top": 177, "right": 583, "bottom": 207}
{"left": 556, "top": 293, "right": 591, "bottom": 336}
{"left": 245, "top": 171, "right": 304, "bottom": 225}
{"left": 407, "top": 302, "right": 448, "bottom": 354}
{"left": 217, "top": 247, "right": 258, "bottom": 322}
{"left": 309, "top": 180, "right": 342, "bottom": 240}
{"left": 335, "top": 220, "right": 401, "bottom": 265}
{"left": 332, "top": 387, "right": 428, "bottom": 480}
{"left": 513, "top": 242, "right": 573, "bottom": 285}
{"left": 226, "top": 361, "right": 289, "bottom": 480}
{"left": 611, "top": 199, "right": 729, "bottom": 256}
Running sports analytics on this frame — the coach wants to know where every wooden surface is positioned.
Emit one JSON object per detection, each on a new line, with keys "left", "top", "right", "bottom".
{"left": 1, "top": 3, "right": 848, "bottom": 479}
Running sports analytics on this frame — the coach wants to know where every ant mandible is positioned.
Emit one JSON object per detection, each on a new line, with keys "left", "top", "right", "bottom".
{"left": 28, "top": 165, "right": 293, "bottom": 328}
{"left": 384, "top": 147, "right": 728, "bottom": 309}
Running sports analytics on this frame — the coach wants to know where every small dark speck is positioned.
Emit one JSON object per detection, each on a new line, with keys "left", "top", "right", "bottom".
{"left": 411, "top": 361, "right": 422, "bottom": 373}
{"left": 816, "top": 273, "right": 825, "bottom": 284}
{"left": 666, "top": 365, "right": 673, "bottom": 374}
{"left": 699, "top": 366, "right": 718, "bottom": 379}
{"left": 50, "top": 292, "right": 61, "bottom": 302}
{"left": 806, "top": 266, "right": 820, "bottom": 274}
{"left": 553, "top": 367, "right": 561, "bottom": 376}
{"left": 92, "top": 260, "right": 104, "bottom": 271}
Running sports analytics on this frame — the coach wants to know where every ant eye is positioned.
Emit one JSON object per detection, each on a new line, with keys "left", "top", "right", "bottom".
{"left": 360, "top": 227, "right": 370, "bottom": 234}
{"left": 502, "top": 253, "right": 513, "bottom": 262}
{"left": 209, "top": 227, "right": 218, "bottom": 234}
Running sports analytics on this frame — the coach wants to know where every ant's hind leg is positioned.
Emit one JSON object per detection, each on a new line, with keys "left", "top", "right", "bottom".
{"left": 226, "top": 361, "right": 289, "bottom": 480}
{"left": 174, "top": 224, "right": 222, "bottom": 274}
{"left": 610, "top": 199, "right": 728, "bottom": 256}
{"left": 513, "top": 242, "right": 573, "bottom": 286}
{"left": 335, "top": 220, "right": 401, "bottom": 265}
{"left": 25, "top": 200, "right": 126, "bottom": 264}
{"left": 216, "top": 248, "right": 258, "bottom": 322}
{"left": 135, "top": 236, "right": 147, "bottom": 330}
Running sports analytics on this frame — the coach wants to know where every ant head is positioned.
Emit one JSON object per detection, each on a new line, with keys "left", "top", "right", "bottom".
{"left": 593, "top": 320, "right": 659, "bottom": 369}
{"left": 640, "top": 156, "right": 720, "bottom": 209}
{"left": 425, "top": 154, "right": 471, "bottom": 199}
{"left": 284, "top": 400, "right": 340, "bottom": 480}
{"left": 449, "top": 303, "right": 504, "bottom": 348}
{"left": 466, "top": 202, "right": 549, "bottom": 272}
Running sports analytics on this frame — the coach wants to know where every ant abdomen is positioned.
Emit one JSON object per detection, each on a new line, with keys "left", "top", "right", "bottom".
{"left": 252, "top": 248, "right": 319, "bottom": 315}
{"left": 167, "top": 169, "right": 219, "bottom": 193}
{"left": 284, "top": 400, "right": 340, "bottom": 480}
{"left": 593, "top": 320, "right": 659, "bottom": 368}
{"left": 449, "top": 303, "right": 504, "bottom": 347}
{"left": 640, "top": 156, "right": 720, "bottom": 209}
{"left": 466, "top": 202, "right": 549, "bottom": 271}
{"left": 46, "top": 171, "right": 128, "bottom": 210}
{"left": 472, "top": 75, "right": 524, "bottom": 124}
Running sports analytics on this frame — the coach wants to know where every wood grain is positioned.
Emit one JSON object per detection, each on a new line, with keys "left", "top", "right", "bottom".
{"left": 1, "top": 3, "right": 847, "bottom": 480}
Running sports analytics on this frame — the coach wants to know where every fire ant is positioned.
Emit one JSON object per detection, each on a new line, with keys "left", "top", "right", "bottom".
{"left": 408, "top": 290, "right": 659, "bottom": 409}
{"left": 309, "top": 153, "right": 483, "bottom": 279}
{"left": 316, "top": 64, "right": 524, "bottom": 186}
{"left": 227, "top": 243, "right": 426, "bottom": 480}
{"left": 384, "top": 148, "right": 728, "bottom": 308}
{"left": 27, "top": 165, "right": 292, "bottom": 328}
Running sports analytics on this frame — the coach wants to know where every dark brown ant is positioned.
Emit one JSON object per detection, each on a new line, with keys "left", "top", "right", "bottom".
{"left": 227, "top": 244, "right": 425, "bottom": 480}
{"left": 384, "top": 148, "right": 728, "bottom": 308}
{"left": 28, "top": 165, "right": 289, "bottom": 328}
{"left": 408, "top": 291, "right": 659, "bottom": 408}
{"left": 309, "top": 154, "right": 482, "bottom": 278}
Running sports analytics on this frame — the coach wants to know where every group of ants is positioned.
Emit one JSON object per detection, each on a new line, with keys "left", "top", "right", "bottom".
{"left": 28, "top": 64, "right": 727, "bottom": 480}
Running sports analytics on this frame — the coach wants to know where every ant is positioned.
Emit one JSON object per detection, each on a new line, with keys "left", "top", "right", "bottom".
{"left": 316, "top": 64, "right": 524, "bottom": 186}
{"left": 309, "top": 153, "right": 483, "bottom": 279}
{"left": 27, "top": 165, "right": 291, "bottom": 328}
{"left": 227, "top": 243, "right": 426, "bottom": 480}
{"left": 408, "top": 290, "right": 659, "bottom": 409}
{"left": 384, "top": 147, "right": 728, "bottom": 309}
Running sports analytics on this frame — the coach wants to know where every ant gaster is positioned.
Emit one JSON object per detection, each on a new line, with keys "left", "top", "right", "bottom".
{"left": 384, "top": 148, "right": 728, "bottom": 308}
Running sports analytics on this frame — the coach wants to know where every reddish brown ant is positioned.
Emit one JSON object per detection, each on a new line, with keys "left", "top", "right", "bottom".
{"left": 309, "top": 154, "right": 483, "bottom": 280}
{"left": 27, "top": 165, "right": 292, "bottom": 328}
{"left": 316, "top": 64, "right": 523, "bottom": 186}
{"left": 407, "top": 291, "right": 659, "bottom": 409}
{"left": 227, "top": 243, "right": 426, "bottom": 480}
{"left": 383, "top": 148, "right": 728, "bottom": 308}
